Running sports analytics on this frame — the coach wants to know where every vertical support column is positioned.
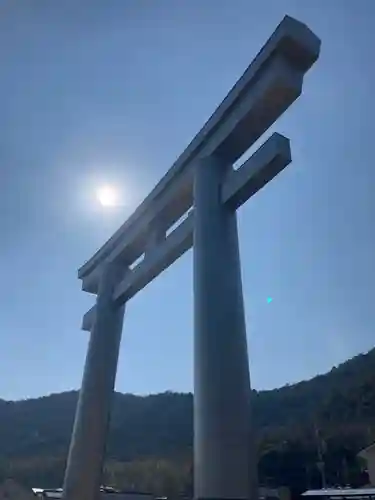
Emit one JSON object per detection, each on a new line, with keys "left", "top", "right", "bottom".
{"left": 193, "top": 155, "right": 258, "bottom": 500}
{"left": 63, "top": 263, "right": 126, "bottom": 500}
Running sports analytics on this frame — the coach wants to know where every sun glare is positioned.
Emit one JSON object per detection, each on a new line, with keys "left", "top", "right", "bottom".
{"left": 96, "top": 185, "right": 118, "bottom": 207}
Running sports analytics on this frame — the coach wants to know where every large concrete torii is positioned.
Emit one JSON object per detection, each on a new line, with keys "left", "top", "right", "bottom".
{"left": 62, "top": 15, "right": 320, "bottom": 500}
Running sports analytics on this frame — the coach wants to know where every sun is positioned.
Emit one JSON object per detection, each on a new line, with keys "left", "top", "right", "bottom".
{"left": 96, "top": 185, "right": 118, "bottom": 207}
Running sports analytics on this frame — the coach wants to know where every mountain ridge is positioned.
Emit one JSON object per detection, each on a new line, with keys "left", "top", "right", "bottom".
{"left": 2, "top": 347, "right": 373, "bottom": 404}
{"left": 1, "top": 347, "right": 374, "bottom": 495}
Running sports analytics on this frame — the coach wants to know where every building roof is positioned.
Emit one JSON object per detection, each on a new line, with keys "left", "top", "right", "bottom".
{"left": 32, "top": 489, "right": 153, "bottom": 498}
{"left": 358, "top": 442, "right": 375, "bottom": 459}
{"left": 302, "top": 489, "right": 375, "bottom": 497}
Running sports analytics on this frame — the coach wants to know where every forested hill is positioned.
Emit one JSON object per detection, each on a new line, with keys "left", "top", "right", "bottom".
{"left": 1, "top": 348, "right": 375, "bottom": 495}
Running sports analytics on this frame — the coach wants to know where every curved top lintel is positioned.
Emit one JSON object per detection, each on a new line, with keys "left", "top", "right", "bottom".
{"left": 78, "top": 15, "right": 320, "bottom": 282}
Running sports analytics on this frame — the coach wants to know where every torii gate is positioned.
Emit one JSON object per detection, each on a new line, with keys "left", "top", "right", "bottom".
{"left": 62, "top": 15, "right": 320, "bottom": 500}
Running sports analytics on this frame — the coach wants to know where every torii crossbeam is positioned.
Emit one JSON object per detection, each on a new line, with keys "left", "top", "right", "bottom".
{"left": 62, "top": 15, "right": 320, "bottom": 500}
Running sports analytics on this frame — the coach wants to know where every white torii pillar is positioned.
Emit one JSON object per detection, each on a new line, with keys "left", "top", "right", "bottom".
{"left": 194, "top": 155, "right": 257, "bottom": 500}
{"left": 63, "top": 264, "right": 126, "bottom": 500}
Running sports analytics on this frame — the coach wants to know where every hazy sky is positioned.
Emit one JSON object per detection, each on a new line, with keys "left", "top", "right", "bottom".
{"left": 1, "top": 0, "right": 374, "bottom": 401}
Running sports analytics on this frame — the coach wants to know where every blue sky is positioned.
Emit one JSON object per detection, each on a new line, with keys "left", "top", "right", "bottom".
{"left": 0, "top": 0, "right": 374, "bottom": 401}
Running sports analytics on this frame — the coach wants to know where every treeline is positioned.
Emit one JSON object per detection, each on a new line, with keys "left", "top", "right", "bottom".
{"left": 1, "top": 349, "right": 375, "bottom": 497}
